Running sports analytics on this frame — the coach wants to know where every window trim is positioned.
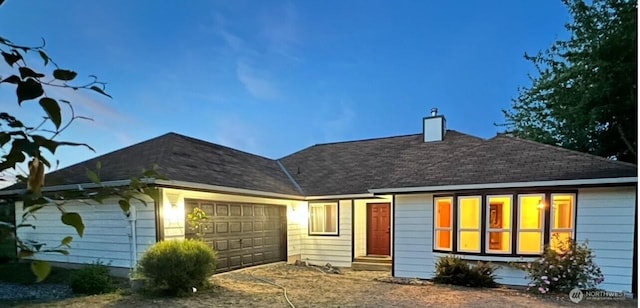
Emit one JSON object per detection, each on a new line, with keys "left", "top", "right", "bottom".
{"left": 433, "top": 197, "right": 453, "bottom": 251}
{"left": 485, "top": 195, "right": 513, "bottom": 254}
{"left": 457, "top": 196, "right": 481, "bottom": 253}
{"left": 308, "top": 202, "right": 340, "bottom": 236}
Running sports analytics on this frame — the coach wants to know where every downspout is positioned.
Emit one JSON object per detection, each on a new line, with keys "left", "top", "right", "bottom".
{"left": 128, "top": 205, "right": 138, "bottom": 268}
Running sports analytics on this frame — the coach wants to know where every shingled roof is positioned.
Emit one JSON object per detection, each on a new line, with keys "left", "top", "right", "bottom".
{"left": 3, "top": 130, "right": 636, "bottom": 197}
{"left": 25, "top": 133, "right": 302, "bottom": 196}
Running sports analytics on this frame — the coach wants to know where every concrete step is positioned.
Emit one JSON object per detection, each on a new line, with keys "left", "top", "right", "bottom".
{"left": 353, "top": 257, "right": 392, "bottom": 264}
{"left": 352, "top": 261, "right": 392, "bottom": 271}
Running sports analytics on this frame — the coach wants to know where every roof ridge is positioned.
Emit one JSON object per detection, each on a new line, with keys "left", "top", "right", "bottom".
{"left": 170, "top": 132, "right": 278, "bottom": 162}
{"left": 495, "top": 134, "right": 638, "bottom": 168}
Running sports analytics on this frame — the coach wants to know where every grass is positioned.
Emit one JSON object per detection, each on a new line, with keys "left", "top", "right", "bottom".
{"left": 0, "top": 261, "right": 75, "bottom": 284}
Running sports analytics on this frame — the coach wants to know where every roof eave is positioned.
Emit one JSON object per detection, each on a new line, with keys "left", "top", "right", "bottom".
{"left": 368, "top": 177, "right": 639, "bottom": 194}
{"left": 154, "top": 180, "right": 305, "bottom": 200}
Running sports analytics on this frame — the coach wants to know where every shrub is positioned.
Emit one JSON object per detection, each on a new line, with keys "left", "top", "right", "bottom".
{"left": 518, "top": 235, "right": 604, "bottom": 294}
{"left": 433, "top": 255, "right": 497, "bottom": 288}
{"left": 138, "top": 239, "right": 216, "bottom": 295}
{"left": 70, "top": 262, "right": 114, "bottom": 295}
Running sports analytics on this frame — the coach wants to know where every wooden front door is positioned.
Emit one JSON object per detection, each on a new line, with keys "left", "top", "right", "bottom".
{"left": 367, "top": 203, "right": 391, "bottom": 256}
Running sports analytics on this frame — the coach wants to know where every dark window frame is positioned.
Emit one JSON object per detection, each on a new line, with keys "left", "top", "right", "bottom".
{"left": 432, "top": 190, "right": 577, "bottom": 257}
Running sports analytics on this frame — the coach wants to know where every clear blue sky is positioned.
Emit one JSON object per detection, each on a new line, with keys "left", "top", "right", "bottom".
{"left": 0, "top": 1, "right": 570, "bottom": 172}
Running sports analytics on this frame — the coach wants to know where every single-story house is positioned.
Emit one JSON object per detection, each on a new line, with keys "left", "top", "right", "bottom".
{"left": 0, "top": 112, "right": 636, "bottom": 294}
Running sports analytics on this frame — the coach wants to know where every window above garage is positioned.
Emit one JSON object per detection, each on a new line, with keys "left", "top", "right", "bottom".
{"left": 433, "top": 192, "right": 576, "bottom": 257}
{"left": 309, "top": 202, "right": 339, "bottom": 236}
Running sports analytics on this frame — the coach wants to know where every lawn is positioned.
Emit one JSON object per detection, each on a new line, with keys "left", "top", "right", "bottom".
{"left": 1, "top": 262, "right": 636, "bottom": 307}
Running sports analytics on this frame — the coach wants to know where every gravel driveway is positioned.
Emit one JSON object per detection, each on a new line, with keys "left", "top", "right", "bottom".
{"left": 9, "top": 263, "right": 637, "bottom": 307}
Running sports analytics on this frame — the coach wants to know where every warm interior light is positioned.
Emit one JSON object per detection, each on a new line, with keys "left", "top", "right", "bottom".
{"left": 537, "top": 201, "right": 545, "bottom": 209}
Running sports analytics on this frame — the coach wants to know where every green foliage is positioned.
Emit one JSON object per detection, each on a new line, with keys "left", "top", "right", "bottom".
{"left": 0, "top": 261, "right": 75, "bottom": 284}
{"left": 433, "top": 255, "right": 498, "bottom": 288}
{"left": 69, "top": 262, "right": 115, "bottom": 295}
{"left": 138, "top": 239, "right": 217, "bottom": 296}
{"left": 186, "top": 207, "right": 209, "bottom": 240}
{"left": 502, "top": 0, "right": 637, "bottom": 163}
{"left": 517, "top": 236, "right": 604, "bottom": 294}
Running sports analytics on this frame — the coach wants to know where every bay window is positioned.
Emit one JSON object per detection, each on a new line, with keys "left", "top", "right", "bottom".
{"left": 432, "top": 191, "right": 576, "bottom": 256}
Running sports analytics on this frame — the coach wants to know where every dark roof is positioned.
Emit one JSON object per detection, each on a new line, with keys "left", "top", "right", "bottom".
{"left": 13, "top": 133, "right": 302, "bottom": 195}
{"left": 279, "top": 131, "right": 637, "bottom": 195}
{"left": 3, "top": 130, "right": 636, "bottom": 196}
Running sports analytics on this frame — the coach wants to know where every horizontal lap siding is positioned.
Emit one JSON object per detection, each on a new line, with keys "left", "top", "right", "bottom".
{"left": 300, "top": 200, "right": 352, "bottom": 267}
{"left": 16, "top": 197, "right": 156, "bottom": 268}
{"left": 394, "top": 194, "right": 434, "bottom": 279}
{"left": 576, "top": 187, "right": 636, "bottom": 293}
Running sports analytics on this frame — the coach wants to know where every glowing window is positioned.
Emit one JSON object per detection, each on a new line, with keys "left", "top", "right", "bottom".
{"left": 486, "top": 195, "right": 512, "bottom": 254}
{"left": 434, "top": 197, "right": 453, "bottom": 250}
{"left": 517, "top": 194, "right": 545, "bottom": 254}
{"left": 458, "top": 196, "right": 481, "bottom": 253}
{"left": 550, "top": 194, "right": 575, "bottom": 252}
{"left": 309, "top": 203, "right": 338, "bottom": 235}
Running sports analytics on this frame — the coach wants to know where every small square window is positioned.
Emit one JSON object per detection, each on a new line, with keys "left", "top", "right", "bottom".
{"left": 309, "top": 203, "right": 338, "bottom": 235}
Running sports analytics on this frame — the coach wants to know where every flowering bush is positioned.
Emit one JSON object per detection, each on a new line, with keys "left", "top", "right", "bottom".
{"left": 519, "top": 235, "right": 604, "bottom": 294}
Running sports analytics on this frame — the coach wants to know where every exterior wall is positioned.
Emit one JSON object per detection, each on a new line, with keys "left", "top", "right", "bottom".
{"left": 576, "top": 186, "right": 636, "bottom": 293}
{"left": 159, "top": 188, "right": 303, "bottom": 262}
{"left": 299, "top": 200, "right": 352, "bottom": 267}
{"left": 392, "top": 186, "right": 637, "bottom": 292}
{"left": 394, "top": 194, "right": 435, "bottom": 278}
{"left": 15, "top": 196, "right": 156, "bottom": 269}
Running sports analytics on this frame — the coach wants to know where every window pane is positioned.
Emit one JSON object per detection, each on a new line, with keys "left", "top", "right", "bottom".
{"left": 551, "top": 232, "right": 573, "bottom": 252}
{"left": 435, "top": 230, "right": 451, "bottom": 250}
{"left": 310, "top": 205, "right": 325, "bottom": 233}
{"left": 459, "top": 197, "right": 480, "bottom": 229}
{"left": 488, "top": 231, "right": 510, "bottom": 253}
{"left": 520, "top": 196, "right": 543, "bottom": 229}
{"left": 435, "top": 198, "right": 452, "bottom": 228}
{"left": 488, "top": 196, "right": 511, "bottom": 228}
{"left": 459, "top": 231, "right": 480, "bottom": 252}
{"left": 553, "top": 195, "right": 574, "bottom": 229}
{"left": 325, "top": 204, "right": 337, "bottom": 233}
{"left": 518, "top": 231, "right": 542, "bottom": 254}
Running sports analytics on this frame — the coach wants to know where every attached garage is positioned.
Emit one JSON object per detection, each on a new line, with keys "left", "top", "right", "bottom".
{"left": 184, "top": 199, "right": 287, "bottom": 272}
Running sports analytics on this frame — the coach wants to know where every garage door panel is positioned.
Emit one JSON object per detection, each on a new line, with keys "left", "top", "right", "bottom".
{"left": 215, "top": 222, "right": 228, "bottom": 233}
{"left": 230, "top": 205, "right": 242, "bottom": 216}
{"left": 243, "top": 205, "right": 253, "bottom": 216}
{"left": 254, "top": 222, "right": 263, "bottom": 231}
{"left": 216, "top": 204, "right": 228, "bottom": 216}
{"left": 215, "top": 240, "right": 228, "bottom": 251}
{"left": 242, "top": 222, "right": 252, "bottom": 232}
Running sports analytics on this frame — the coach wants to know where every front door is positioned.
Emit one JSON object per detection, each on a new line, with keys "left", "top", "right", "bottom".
{"left": 367, "top": 203, "right": 390, "bottom": 255}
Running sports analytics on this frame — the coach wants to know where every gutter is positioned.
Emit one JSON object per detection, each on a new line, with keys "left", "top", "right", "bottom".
{"left": 368, "top": 177, "right": 639, "bottom": 194}
{"left": 153, "top": 180, "right": 306, "bottom": 200}
{"left": 0, "top": 179, "right": 136, "bottom": 196}
{"left": 305, "top": 193, "right": 378, "bottom": 200}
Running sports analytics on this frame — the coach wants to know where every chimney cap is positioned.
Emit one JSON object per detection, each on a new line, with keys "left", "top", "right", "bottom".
{"left": 430, "top": 108, "right": 438, "bottom": 116}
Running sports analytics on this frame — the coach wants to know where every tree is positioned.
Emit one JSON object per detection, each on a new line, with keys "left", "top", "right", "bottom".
{"left": 0, "top": 2, "right": 161, "bottom": 281}
{"left": 502, "top": 0, "right": 637, "bottom": 164}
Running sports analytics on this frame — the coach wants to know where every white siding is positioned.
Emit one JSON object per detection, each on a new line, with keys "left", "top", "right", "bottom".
{"left": 299, "top": 200, "right": 352, "bottom": 267}
{"left": 576, "top": 186, "right": 636, "bottom": 293}
{"left": 15, "top": 196, "right": 156, "bottom": 269}
{"left": 394, "top": 194, "right": 435, "bottom": 278}
{"left": 354, "top": 200, "right": 366, "bottom": 257}
{"left": 159, "top": 188, "right": 302, "bottom": 262}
